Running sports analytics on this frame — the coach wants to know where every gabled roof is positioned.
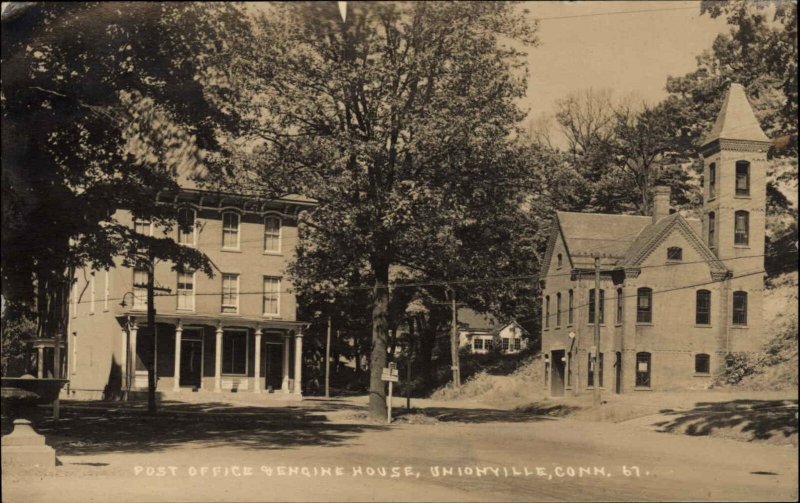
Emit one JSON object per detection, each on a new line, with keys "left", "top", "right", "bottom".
{"left": 702, "top": 83, "right": 770, "bottom": 146}
{"left": 556, "top": 211, "right": 651, "bottom": 269}
{"left": 619, "top": 213, "right": 728, "bottom": 276}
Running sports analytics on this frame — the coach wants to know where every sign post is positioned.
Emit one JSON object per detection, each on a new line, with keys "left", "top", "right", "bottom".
{"left": 381, "top": 362, "right": 399, "bottom": 424}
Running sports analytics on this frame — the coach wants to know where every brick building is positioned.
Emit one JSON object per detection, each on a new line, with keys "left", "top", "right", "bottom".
{"left": 64, "top": 185, "right": 315, "bottom": 401}
{"left": 539, "top": 83, "right": 769, "bottom": 395}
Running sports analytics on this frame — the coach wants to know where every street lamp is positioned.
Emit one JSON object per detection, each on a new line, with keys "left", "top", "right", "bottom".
{"left": 119, "top": 291, "right": 137, "bottom": 308}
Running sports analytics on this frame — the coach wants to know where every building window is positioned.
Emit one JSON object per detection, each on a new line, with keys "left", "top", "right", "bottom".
{"left": 222, "top": 212, "right": 240, "bottom": 250}
{"left": 177, "top": 207, "right": 196, "bottom": 246}
{"left": 696, "top": 290, "right": 711, "bottom": 325}
{"left": 263, "top": 276, "right": 280, "bottom": 316}
{"left": 735, "top": 160, "right": 750, "bottom": 196}
{"left": 514, "top": 338, "right": 521, "bottom": 351}
{"left": 222, "top": 330, "right": 248, "bottom": 375}
{"left": 568, "top": 290, "right": 574, "bottom": 325}
{"left": 636, "top": 287, "right": 652, "bottom": 323}
{"left": 89, "top": 273, "right": 96, "bottom": 314}
{"left": 502, "top": 338, "right": 510, "bottom": 351}
{"left": 72, "top": 282, "right": 78, "bottom": 318}
{"left": 616, "top": 288, "right": 623, "bottom": 324}
{"left": 103, "top": 270, "right": 110, "bottom": 312}
{"left": 732, "top": 291, "right": 748, "bottom": 325}
{"left": 588, "top": 353, "right": 604, "bottom": 387}
{"left": 221, "top": 273, "right": 239, "bottom": 313}
{"left": 132, "top": 268, "right": 148, "bottom": 311}
{"left": 695, "top": 353, "right": 710, "bottom": 374}
{"left": 708, "top": 162, "right": 716, "bottom": 199}
{"left": 556, "top": 293, "right": 562, "bottom": 327}
{"left": 708, "top": 211, "right": 716, "bottom": 248}
{"left": 734, "top": 210, "right": 749, "bottom": 245}
{"left": 485, "top": 339, "right": 493, "bottom": 350}
{"left": 635, "top": 352, "right": 651, "bottom": 387}
{"left": 556, "top": 253, "right": 563, "bottom": 269}
{"left": 667, "top": 246, "right": 683, "bottom": 261}
{"left": 134, "top": 219, "right": 152, "bottom": 236}
{"left": 177, "top": 271, "right": 195, "bottom": 311}
{"left": 544, "top": 295, "right": 550, "bottom": 329}
{"left": 264, "top": 215, "right": 281, "bottom": 253}
{"left": 473, "top": 339, "right": 484, "bottom": 351}
{"left": 588, "top": 289, "right": 604, "bottom": 324}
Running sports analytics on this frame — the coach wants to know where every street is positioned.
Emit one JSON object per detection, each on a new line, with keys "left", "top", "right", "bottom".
{"left": 3, "top": 407, "right": 797, "bottom": 502}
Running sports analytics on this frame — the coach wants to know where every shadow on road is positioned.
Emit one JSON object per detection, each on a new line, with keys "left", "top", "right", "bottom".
{"left": 2, "top": 400, "right": 384, "bottom": 456}
{"left": 654, "top": 399, "right": 798, "bottom": 442}
{"left": 402, "top": 406, "right": 559, "bottom": 423}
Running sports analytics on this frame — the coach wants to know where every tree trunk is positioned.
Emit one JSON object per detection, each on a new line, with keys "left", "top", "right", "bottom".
{"left": 368, "top": 258, "right": 390, "bottom": 421}
{"left": 146, "top": 251, "right": 157, "bottom": 414}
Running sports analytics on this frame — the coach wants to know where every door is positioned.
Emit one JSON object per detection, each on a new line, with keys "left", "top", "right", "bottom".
{"left": 614, "top": 351, "right": 622, "bottom": 394}
{"left": 550, "top": 350, "right": 566, "bottom": 396}
{"left": 263, "top": 342, "right": 283, "bottom": 391}
{"left": 180, "top": 339, "right": 203, "bottom": 388}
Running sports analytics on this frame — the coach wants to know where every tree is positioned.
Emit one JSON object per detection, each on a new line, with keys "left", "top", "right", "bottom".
{"left": 1, "top": 3, "right": 239, "bottom": 409}
{"left": 213, "top": 2, "right": 538, "bottom": 419}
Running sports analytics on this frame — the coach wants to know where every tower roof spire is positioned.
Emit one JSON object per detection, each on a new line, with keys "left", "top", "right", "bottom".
{"left": 702, "top": 83, "right": 770, "bottom": 146}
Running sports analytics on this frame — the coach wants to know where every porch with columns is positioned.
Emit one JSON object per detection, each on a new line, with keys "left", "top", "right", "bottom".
{"left": 120, "top": 314, "right": 306, "bottom": 400}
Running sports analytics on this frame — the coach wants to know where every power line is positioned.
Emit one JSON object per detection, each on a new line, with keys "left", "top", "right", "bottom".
{"left": 534, "top": 5, "right": 699, "bottom": 23}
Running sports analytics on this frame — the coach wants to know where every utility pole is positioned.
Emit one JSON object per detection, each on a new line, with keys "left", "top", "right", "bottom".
{"left": 325, "top": 316, "right": 332, "bottom": 398}
{"left": 406, "top": 318, "right": 414, "bottom": 410}
{"left": 593, "top": 255, "right": 601, "bottom": 407}
{"left": 450, "top": 289, "right": 461, "bottom": 388}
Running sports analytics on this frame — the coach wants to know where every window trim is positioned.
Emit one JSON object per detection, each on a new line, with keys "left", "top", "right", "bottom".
{"left": 635, "top": 352, "right": 652, "bottom": 388}
{"left": 732, "top": 291, "right": 748, "bottom": 326}
{"left": 735, "top": 160, "right": 750, "bottom": 197}
{"left": 695, "top": 289, "right": 711, "bottom": 326}
{"left": 666, "top": 246, "right": 683, "bottom": 262}
{"left": 708, "top": 162, "right": 716, "bottom": 200}
{"left": 221, "top": 273, "right": 240, "bottom": 314}
{"left": 544, "top": 295, "right": 550, "bottom": 329}
{"left": 177, "top": 207, "right": 198, "bottom": 247}
{"left": 708, "top": 211, "right": 716, "bottom": 249}
{"left": 177, "top": 271, "right": 196, "bottom": 312}
{"left": 568, "top": 289, "right": 574, "bottom": 326}
{"left": 556, "top": 253, "right": 563, "bottom": 269}
{"left": 615, "top": 287, "right": 623, "bottom": 325}
{"left": 588, "top": 288, "right": 605, "bottom": 325}
{"left": 263, "top": 214, "right": 282, "bottom": 255}
{"left": 636, "top": 287, "right": 653, "bottom": 324}
{"left": 734, "top": 210, "right": 750, "bottom": 246}
{"left": 556, "top": 292, "right": 562, "bottom": 327}
{"left": 133, "top": 219, "right": 153, "bottom": 237}
{"left": 221, "top": 329, "right": 249, "bottom": 376}
{"left": 694, "top": 353, "right": 711, "bottom": 375}
{"left": 221, "top": 211, "right": 241, "bottom": 251}
{"left": 262, "top": 276, "right": 281, "bottom": 318}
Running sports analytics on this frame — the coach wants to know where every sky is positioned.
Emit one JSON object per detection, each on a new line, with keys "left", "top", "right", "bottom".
{"left": 517, "top": 1, "right": 729, "bottom": 120}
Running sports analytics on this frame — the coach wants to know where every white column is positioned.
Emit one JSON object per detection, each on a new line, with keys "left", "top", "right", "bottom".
{"left": 120, "top": 329, "right": 127, "bottom": 389}
{"left": 293, "top": 330, "right": 303, "bottom": 397}
{"left": 173, "top": 321, "right": 182, "bottom": 391}
{"left": 253, "top": 328, "right": 262, "bottom": 393}
{"left": 214, "top": 324, "right": 223, "bottom": 392}
{"left": 129, "top": 321, "right": 138, "bottom": 390}
{"left": 282, "top": 333, "right": 291, "bottom": 393}
{"left": 37, "top": 346, "right": 44, "bottom": 378}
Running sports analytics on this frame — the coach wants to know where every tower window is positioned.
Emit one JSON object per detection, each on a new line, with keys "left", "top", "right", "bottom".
{"left": 732, "top": 291, "right": 748, "bottom": 325}
{"left": 735, "top": 161, "right": 750, "bottom": 196}
{"left": 667, "top": 247, "right": 683, "bottom": 261}
{"left": 708, "top": 212, "right": 716, "bottom": 248}
{"left": 734, "top": 211, "right": 749, "bottom": 245}
{"left": 708, "top": 162, "right": 716, "bottom": 198}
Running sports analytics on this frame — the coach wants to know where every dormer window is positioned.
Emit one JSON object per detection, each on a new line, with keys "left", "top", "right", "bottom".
{"left": 735, "top": 161, "right": 750, "bottom": 196}
{"left": 556, "top": 253, "right": 563, "bottom": 269}
{"left": 667, "top": 247, "right": 682, "bottom": 261}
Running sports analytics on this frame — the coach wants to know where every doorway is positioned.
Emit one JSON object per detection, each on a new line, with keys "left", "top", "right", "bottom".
{"left": 180, "top": 337, "right": 203, "bottom": 389}
{"left": 262, "top": 342, "right": 283, "bottom": 391}
{"left": 614, "top": 351, "right": 622, "bottom": 394}
{"left": 550, "top": 349, "right": 566, "bottom": 396}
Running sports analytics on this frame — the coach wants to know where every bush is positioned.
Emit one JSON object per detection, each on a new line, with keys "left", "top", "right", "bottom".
{"left": 1, "top": 316, "right": 35, "bottom": 377}
{"left": 716, "top": 352, "right": 759, "bottom": 385}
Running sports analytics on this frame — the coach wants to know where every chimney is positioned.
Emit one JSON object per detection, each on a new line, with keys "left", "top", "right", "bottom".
{"left": 652, "top": 185, "right": 671, "bottom": 223}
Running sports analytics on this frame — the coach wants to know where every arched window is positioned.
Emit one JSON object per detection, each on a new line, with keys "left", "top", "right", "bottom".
{"left": 734, "top": 210, "right": 749, "bottom": 245}
{"left": 708, "top": 162, "right": 716, "bottom": 198}
{"left": 735, "top": 160, "right": 750, "bottom": 196}
{"left": 589, "top": 289, "right": 605, "bottom": 324}
{"left": 667, "top": 246, "right": 683, "bottom": 261}
{"left": 695, "top": 290, "right": 711, "bottom": 325}
{"left": 635, "top": 352, "right": 651, "bottom": 387}
{"left": 557, "top": 253, "right": 563, "bottom": 269}
{"left": 222, "top": 212, "right": 240, "bottom": 249}
{"left": 556, "top": 292, "right": 562, "bottom": 327}
{"left": 544, "top": 295, "right": 550, "bottom": 329}
{"left": 637, "top": 287, "right": 652, "bottom": 323}
{"left": 616, "top": 288, "right": 623, "bottom": 324}
{"left": 568, "top": 290, "right": 574, "bottom": 325}
{"left": 264, "top": 215, "right": 282, "bottom": 253}
{"left": 732, "top": 291, "right": 748, "bottom": 325}
{"left": 177, "top": 207, "right": 196, "bottom": 246}
{"left": 695, "top": 354, "right": 710, "bottom": 374}
{"left": 708, "top": 211, "right": 716, "bottom": 248}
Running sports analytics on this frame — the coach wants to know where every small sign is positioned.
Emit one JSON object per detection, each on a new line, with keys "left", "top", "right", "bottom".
{"left": 381, "top": 367, "right": 399, "bottom": 382}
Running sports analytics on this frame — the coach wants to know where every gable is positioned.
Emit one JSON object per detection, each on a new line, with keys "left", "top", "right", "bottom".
{"left": 541, "top": 218, "right": 573, "bottom": 279}
{"left": 556, "top": 212, "right": 651, "bottom": 270}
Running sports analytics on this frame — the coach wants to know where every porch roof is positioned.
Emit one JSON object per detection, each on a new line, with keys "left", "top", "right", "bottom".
{"left": 121, "top": 311, "right": 309, "bottom": 331}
